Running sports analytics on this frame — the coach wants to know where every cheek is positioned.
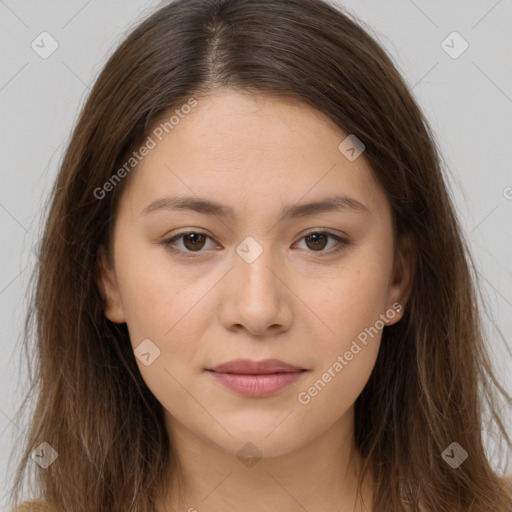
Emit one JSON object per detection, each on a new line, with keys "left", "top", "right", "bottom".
{"left": 295, "top": 336, "right": 379, "bottom": 436}
{"left": 115, "top": 241, "right": 208, "bottom": 340}
{"left": 305, "top": 256, "right": 392, "bottom": 343}
{"left": 116, "top": 254, "right": 221, "bottom": 410}
{"left": 295, "top": 256, "right": 391, "bottom": 402}
{"left": 295, "top": 269, "right": 388, "bottom": 417}
{"left": 120, "top": 265, "right": 209, "bottom": 420}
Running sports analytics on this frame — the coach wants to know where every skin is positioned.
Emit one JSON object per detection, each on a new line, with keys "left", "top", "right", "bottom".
{"left": 96, "top": 88, "right": 415, "bottom": 512}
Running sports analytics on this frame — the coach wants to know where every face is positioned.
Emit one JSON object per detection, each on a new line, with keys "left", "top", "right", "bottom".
{"left": 96, "top": 88, "right": 414, "bottom": 460}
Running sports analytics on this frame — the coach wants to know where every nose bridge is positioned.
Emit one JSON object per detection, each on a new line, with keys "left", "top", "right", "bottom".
{"left": 219, "top": 234, "right": 289, "bottom": 334}
{"left": 234, "top": 234, "right": 280, "bottom": 300}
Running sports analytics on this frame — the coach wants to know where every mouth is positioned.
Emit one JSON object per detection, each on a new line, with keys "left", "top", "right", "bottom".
{"left": 205, "top": 359, "right": 308, "bottom": 397}
{"left": 206, "top": 358, "right": 306, "bottom": 374}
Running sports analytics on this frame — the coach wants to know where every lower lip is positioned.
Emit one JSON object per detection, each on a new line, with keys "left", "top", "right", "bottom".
{"left": 207, "top": 370, "right": 306, "bottom": 397}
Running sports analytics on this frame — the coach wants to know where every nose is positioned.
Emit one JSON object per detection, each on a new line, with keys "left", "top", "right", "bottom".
{"left": 218, "top": 241, "right": 293, "bottom": 337}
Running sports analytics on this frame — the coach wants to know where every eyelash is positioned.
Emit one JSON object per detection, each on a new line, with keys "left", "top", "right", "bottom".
{"left": 161, "top": 230, "right": 350, "bottom": 259}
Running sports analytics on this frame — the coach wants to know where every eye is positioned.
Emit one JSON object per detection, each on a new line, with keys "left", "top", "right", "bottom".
{"left": 161, "top": 231, "right": 217, "bottom": 257}
{"left": 293, "top": 231, "right": 350, "bottom": 256}
{"left": 161, "top": 230, "right": 350, "bottom": 258}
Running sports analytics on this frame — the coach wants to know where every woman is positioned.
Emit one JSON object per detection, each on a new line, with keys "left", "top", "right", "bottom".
{"left": 8, "top": 0, "right": 512, "bottom": 510}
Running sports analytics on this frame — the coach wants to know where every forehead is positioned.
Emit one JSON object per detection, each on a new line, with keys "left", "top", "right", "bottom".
{"left": 118, "top": 89, "right": 387, "bottom": 220}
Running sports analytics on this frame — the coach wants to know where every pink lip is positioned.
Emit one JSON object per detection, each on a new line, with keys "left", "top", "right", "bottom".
{"left": 206, "top": 358, "right": 307, "bottom": 398}
{"left": 208, "top": 358, "right": 304, "bottom": 374}
{"left": 207, "top": 371, "right": 306, "bottom": 397}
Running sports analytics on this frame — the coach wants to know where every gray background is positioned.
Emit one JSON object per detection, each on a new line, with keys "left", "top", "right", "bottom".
{"left": 1, "top": 0, "right": 511, "bottom": 506}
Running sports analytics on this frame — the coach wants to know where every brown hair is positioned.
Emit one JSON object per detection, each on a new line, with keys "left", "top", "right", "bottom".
{"left": 7, "top": 0, "right": 512, "bottom": 510}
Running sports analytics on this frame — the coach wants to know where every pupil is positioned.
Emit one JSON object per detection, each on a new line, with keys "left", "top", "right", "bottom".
{"left": 186, "top": 233, "right": 204, "bottom": 250}
{"left": 307, "top": 233, "right": 326, "bottom": 251}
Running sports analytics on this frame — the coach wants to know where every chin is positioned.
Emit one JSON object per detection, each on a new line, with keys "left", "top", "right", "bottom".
{"left": 212, "top": 428, "right": 305, "bottom": 461}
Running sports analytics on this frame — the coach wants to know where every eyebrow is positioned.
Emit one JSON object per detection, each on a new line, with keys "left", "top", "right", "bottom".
{"left": 141, "top": 194, "right": 370, "bottom": 220}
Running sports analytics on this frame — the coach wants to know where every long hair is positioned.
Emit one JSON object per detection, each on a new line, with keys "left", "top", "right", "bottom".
{"left": 8, "top": 0, "right": 512, "bottom": 510}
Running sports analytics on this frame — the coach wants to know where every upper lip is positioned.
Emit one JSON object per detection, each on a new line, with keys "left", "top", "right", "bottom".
{"left": 207, "top": 358, "right": 305, "bottom": 374}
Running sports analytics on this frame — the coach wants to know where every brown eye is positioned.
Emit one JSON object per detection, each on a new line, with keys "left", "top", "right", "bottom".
{"left": 162, "top": 230, "right": 350, "bottom": 259}
{"left": 304, "top": 233, "right": 329, "bottom": 251}
{"left": 294, "top": 231, "right": 350, "bottom": 256}
{"left": 162, "top": 231, "right": 216, "bottom": 257}
{"left": 181, "top": 232, "right": 207, "bottom": 251}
